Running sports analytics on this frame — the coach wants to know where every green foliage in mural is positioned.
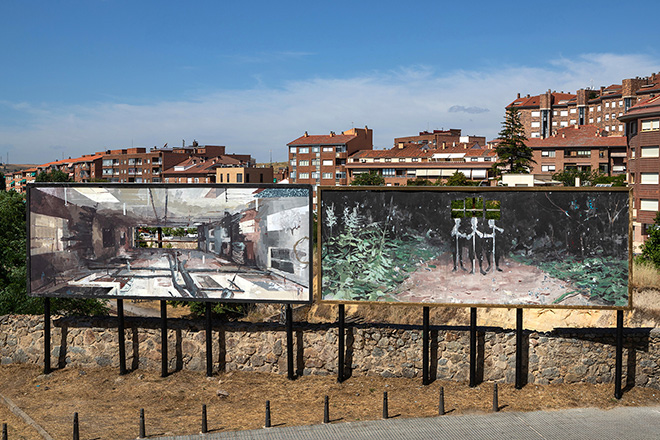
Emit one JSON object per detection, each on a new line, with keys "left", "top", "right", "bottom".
{"left": 322, "top": 206, "right": 439, "bottom": 301}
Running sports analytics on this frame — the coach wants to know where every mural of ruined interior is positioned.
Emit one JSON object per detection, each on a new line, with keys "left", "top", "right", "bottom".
{"left": 320, "top": 188, "right": 629, "bottom": 308}
{"left": 29, "top": 185, "right": 311, "bottom": 303}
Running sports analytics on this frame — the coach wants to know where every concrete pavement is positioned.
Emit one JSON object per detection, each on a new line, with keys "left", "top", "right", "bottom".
{"left": 151, "top": 405, "right": 660, "bottom": 440}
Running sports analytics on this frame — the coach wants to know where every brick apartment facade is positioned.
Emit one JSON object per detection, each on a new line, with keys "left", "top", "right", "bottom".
{"left": 345, "top": 141, "right": 496, "bottom": 185}
{"left": 509, "top": 73, "right": 660, "bottom": 140}
{"left": 526, "top": 125, "right": 627, "bottom": 177}
{"left": 393, "top": 129, "right": 486, "bottom": 149}
{"left": 620, "top": 95, "right": 660, "bottom": 250}
{"left": 287, "top": 127, "right": 373, "bottom": 187}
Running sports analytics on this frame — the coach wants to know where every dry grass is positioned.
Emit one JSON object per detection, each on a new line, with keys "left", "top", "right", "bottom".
{"left": 1, "top": 364, "right": 660, "bottom": 440}
{"left": 632, "top": 260, "right": 660, "bottom": 290}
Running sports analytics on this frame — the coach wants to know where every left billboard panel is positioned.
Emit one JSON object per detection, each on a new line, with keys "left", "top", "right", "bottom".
{"left": 28, "top": 184, "right": 313, "bottom": 303}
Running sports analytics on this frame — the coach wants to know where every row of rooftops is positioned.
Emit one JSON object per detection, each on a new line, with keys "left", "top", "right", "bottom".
{"left": 509, "top": 73, "right": 660, "bottom": 109}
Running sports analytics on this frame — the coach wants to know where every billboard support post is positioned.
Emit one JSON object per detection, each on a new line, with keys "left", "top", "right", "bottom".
{"left": 422, "top": 306, "right": 430, "bottom": 385}
{"left": 160, "top": 300, "right": 168, "bottom": 378}
{"left": 515, "top": 308, "right": 524, "bottom": 389}
{"left": 205, "top": 302, "right": 213, "bottom": 377}
{"left": 43, "top": 297, "right": 50, "bottom": 375}
{"left": 615, "top": 309, "right": 624, "bottom": 399}
{"left": 337, "top": 304, "right": 345, "bottom": 383}
{"left": 118, "top": 299, "right": 126, "bottom": 375}
{"left": 469, "top": 307, "right": 477, "bottom": 387}
{"left": 286, "top": 304, "right": 294, "bottom": 380}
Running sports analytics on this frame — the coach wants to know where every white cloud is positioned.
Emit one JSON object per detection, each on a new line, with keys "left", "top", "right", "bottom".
{"left": 1, "top": 53, "right": 659, "bottom": 164}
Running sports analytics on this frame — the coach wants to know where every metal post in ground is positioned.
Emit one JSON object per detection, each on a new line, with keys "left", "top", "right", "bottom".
{"left": 118, "top": 299, "right": 126, "bottom": 375}
{"left": 160, "top": 300, "right": 168, "bottom": 378}
{"left": 206, "top": 302, "right": 213, "bottom": 377}
{"left": 73, "top": 412, "right": 79, "bottom": 440}
{"left": 615, "top": 310, "right": 624, "bottom": 399}
{"left": 138, "top": 408, "right": 145, "bottom": 439}
{"left": 286, "top": 304, "right": 294, "bottom": 380}
{"left": 422, "top": 306, "right": 430, "bottom": 385}
{"left": 201, "top": 404, "right": 208, "bottom": 434}
{"left": 469, "top": 307, "right": 477, "bottom": 387}
{"left": 44, "top": 298, "right": 51, "bottom": 374}
{"left": 337, "top": 304, "right": 345, "bottom": 383}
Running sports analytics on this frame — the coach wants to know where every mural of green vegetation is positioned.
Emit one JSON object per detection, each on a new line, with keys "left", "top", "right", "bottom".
{"left": 322, "top": 206, "right": 440, "bottom": 301}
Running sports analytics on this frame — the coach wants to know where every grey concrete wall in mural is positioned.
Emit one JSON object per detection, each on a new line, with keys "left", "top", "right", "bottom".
{"left": 0, "top": 315, "right": 658, "bottom": 388}
{"left": 320, "top": 188, "right": 629, "bottom": 308}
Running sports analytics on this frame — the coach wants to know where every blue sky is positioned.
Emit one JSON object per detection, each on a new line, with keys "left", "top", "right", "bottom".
{"left": 1, "top": 0, "right": 659, "bottom": 164}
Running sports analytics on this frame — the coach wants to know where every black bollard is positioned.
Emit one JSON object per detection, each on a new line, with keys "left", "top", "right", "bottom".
{"left": 382, "top": 391, "right": 389, "bottom": 420}
{"left": 492, "top": 383, "right": 499, "bottom": 412}
{"left": 201, "top": 404, "right": 208, "bottom": 434}
{"left": 323, "top": 395, "right": 330, "bottom": 424}
{"left": 2, "top": 423, "right": 6, "bottom": 440}
{"left": 138, "top": 408, "right": 146, "bottom": 439}
{"left": 73, "top": 412, "right": 79, "bottom": 440}
{"left": 438, "top": 387, "right": 445, "bottom": 416}
{"left": 264, "top": 400, "right": 271, "bottom": 428}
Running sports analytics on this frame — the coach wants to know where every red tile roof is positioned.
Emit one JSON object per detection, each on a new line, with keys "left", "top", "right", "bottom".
{"left": 526, "top": 125, "right": 626, "bottom": 148}
{"left": 619, "top": 95, "right": 660, "bottom": 120}
{"left": 288, "top": 134, "right": 356, "bottom": 146}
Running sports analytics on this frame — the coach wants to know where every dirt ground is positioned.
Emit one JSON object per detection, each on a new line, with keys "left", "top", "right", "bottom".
{"left": 396, "top": 253, "right": 583, "bottom": 306}
{"left": 0, "top": 365, "right": 659, "bottom": 440}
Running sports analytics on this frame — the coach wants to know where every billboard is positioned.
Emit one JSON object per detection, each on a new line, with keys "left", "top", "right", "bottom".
{"left": 28, "top": 184, "right": 312, "bottom": 303}
{"left": 319, "top": 187, "right": 630, "bottom": 308}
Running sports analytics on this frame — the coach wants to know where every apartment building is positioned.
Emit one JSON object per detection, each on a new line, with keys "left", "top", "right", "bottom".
{"left": 100, "top": 144, "right": 231, "bottom": 183}
{"left": 509, "top": 73, "right": 660, "bottom": 139}
{"left": 620, "top": 95, "right": 660, "bottom": 249}
{"left": 345, "top": 141, "right": 496, "bottom": 185}
{"left": 526, "top": 125, "right": 627, "bottom": 177}
{"left": 287, "top": 127, "right": 373, "bottom": 186}
{"left": 393, "top": 129, "right": 486, "bottom": 149}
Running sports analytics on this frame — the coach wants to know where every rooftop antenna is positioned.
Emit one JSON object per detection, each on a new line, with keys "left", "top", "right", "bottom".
{"left": 269, "top": 149, "right": 272, "bottom": 166}
{"left": 351, "top": 121, "right": 354, "bottom": 128}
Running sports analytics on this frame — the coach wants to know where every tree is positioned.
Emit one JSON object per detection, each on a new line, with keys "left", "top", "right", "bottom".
{"left": 639, "top": 212, "right": 660, "bottom": 269}
{"left": 36, "top": 169, "right": 71, "bottom": 182}
{"left": 552, "top": 170, "right": 626, "bottom": 187}
{"left": 406, "top": 177, "right": 433, "bottom": 186}
{"left": 350, "top": 171, "right": 385, "bottom": 186}
{"left": 493, "top": 107, "right": 535, "bottom": 174}
{"left": 444, "top": 171, "right": 475, "bottom": 186}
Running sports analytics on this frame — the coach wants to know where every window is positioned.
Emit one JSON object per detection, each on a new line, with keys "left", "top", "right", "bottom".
{"left": 399, "top": 158, "right": 406, "bottom": 162}
{"left": 597, "top": 105, "right": 601, "bottom": 111}
{"left": 298, "top": 172, "right": 309, "bottom": 179}
{"left": 597, "top": 117, "right": 601, "bottom": 123}
{"left": 311, "top": 146, "right": 320, "bottom": 153}
{"left": 322, "top": 159, "right": 333, "bottom": 166}
{"left": 640, "top": 199, "right": 659, "bottom": 211}
{"left": 570, "top": 108, "right": 577, "bottom": 114}
{"left": 570, "top": 119, "right": 577, "bottom": 125}
{"left": 382, "top": 169, "right": 395, "bottom": 176}
{"left": 412, "top": 158, "right": 419, "bottom": 162}
{"left": 560, "top": 121, "right": 568, "bottom": 127}
{"left": 541, "top": 150, "right": 556, "bottom": 157}
{"left": 560, "top": 110, "right": 568, "bottom": 117}
{"left": 599, "top": 149, "right": 605, "bottom": 158}
{"left": 629, "top": 121, "right": 637, "bottom": 135}
{"left": 605, "top": 114, "right": 609, "bottom": 121}
{"left": 605, "top": 102, "right": 610, "bottom": 108}
{"left": 298, "top": 147, "right": 309, "bottom": 154}
{"left": 289, "top": 147, "right": 297, "bottom": 154}
{"left": 311, "top": 172, "right": 319, "bottom": 179}
{"left": 289, "top": 171, "right": 296, "bottom": 179}
{"left": 322, "top": 173, "right": 332, "bottom": 179}
{"left": 298, "top": 160, "right": 309, "bottom": 166}
{"left": 531, "top": 111, "right": 540, "bottom": 117}
{"left": 619, "top": 100, "right": 623, "bottom": 107}
{"left": 531, "top": 121, "right": 540, "bottom": 128}
{"left": 641, "top": 146, "right": 659, "bottom": 157}
{"left": 641, "top": 173, "right": 659, "bottom": 185}
{"left": 641, "top": 119, "right": 660, "bottom": 131}
{"left": 541, "top": 165, "right": 556, "bottom": 172}
{"left": 323, "top": 147, "right": 334, "bottom": 152}
{"left": 589, "top": 118, "right": 594, "bottom": 123}
{"left": 311, "top": 159, "right": 319, "bottom": 166}
{"left": 385, "top": 158, "right": 392, "bottom": 162}
{"left": 531, "top": 132, "right": 541, "bottom": 138}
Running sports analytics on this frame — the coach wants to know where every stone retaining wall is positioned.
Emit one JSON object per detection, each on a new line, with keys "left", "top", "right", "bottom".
{"left": 1, "top": 315, "right": 659, "bottom": 388}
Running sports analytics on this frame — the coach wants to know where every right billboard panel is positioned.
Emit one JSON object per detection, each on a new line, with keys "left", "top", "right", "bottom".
{"left": 319, "top": 187, "right": 630, "bottom": 308}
